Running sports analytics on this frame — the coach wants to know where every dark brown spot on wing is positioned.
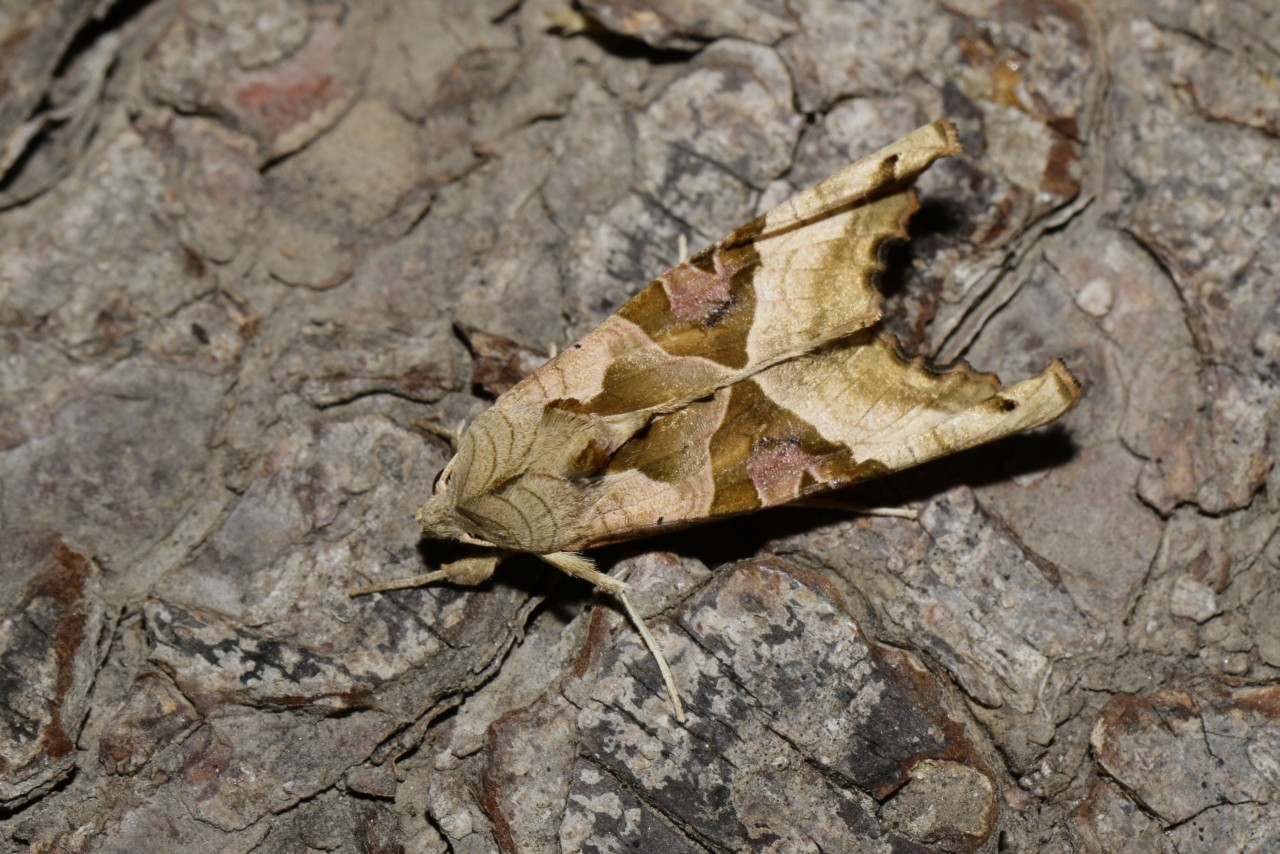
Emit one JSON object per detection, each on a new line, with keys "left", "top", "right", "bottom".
{"left": 617, "top": 241, "right": 761, "bottom": 371}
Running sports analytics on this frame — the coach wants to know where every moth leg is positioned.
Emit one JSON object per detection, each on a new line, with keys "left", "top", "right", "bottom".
{"left": 540, "top": 551, "right": 686, "bottom": 723}
{"left": 347, "top": 555, "right": 499, "bottom": 596}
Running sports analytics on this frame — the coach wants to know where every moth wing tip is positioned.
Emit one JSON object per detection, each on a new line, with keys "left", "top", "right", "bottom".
{"left": 934, "top": 118, "right": 963, "bottom": 156}
{"left": 1046, "top": 358, "right": 1084, "bottom": 406}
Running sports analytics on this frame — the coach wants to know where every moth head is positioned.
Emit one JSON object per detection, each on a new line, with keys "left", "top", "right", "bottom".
{"left": 415, "top": 490, "right": 467, "bottom": 541}
{"left": 416, "top": 454, "right": 466, "bottom": 539}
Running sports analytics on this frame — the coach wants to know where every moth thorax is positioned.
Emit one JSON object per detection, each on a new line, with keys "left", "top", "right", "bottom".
{"left": 416, "top": 494, "right": 465, "bottom": 541}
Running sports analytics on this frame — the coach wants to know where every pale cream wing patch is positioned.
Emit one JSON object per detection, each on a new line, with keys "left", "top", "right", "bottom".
{"left": 743, "top": 191, "right": 904, "bottom": 367}
{"left": 752, "top": 332, "right": 1082, "bottom": 475}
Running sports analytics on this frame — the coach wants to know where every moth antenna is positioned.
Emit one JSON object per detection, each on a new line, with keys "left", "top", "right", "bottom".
{"left": 541, "top": 551, "right": 687, "bottom": 723}
{"left": 347, "top": 569, "right": 451, "bottom": 596}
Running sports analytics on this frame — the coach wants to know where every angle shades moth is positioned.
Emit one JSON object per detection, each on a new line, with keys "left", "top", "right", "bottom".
{"left": 351, "top": 120, "right": 1081, "bottom": 721}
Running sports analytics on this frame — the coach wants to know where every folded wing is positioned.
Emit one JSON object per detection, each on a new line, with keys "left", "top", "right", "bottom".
{"left": 569, "top": 332, "right": 1080, "bottom": 549}
{"left": 498, "top": 121, "right": 962, "bottom": 420}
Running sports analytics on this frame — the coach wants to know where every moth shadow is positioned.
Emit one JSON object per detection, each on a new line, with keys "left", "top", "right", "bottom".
{"left": 876, "top": 197, "right": 965, "bottom": 300}
{"left": 498, "top": 551, "right": 651, "bottom": 628}
{"left": 595, "top": 515, "right": 780, "bottom": 577}
{"left": 502, "top": 553, "right": 594, "bottom": 618}
{"left": 873, "top": 423, "right": 1080, "bottom": 505}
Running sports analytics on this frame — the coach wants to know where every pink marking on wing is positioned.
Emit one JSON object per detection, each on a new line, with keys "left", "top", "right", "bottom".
{"left": 661, "top": 260, "right": 732, "bottom": 324}
{"left": 746, "top": 442, "right": 825, "bottom": 505}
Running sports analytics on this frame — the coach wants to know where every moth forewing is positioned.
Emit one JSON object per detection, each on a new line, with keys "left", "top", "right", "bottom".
{"left": 350, "top": 119, "right": 1081, "bottom": 724}
{"left": 493, "top": 120, "right": 963, "bottom": 420}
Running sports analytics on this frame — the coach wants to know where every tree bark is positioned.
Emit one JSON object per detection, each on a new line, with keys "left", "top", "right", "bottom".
{"left": 1, "top": 0, "right": 1277, "bottom": 850}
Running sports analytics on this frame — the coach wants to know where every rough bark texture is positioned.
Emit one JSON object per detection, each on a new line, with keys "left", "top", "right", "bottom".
{"left": 1, "top": 0, "right": 1277, "bottom": 851}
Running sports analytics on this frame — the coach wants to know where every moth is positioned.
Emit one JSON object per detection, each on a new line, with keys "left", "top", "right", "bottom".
{"left": 351, "top": 120, "right": 1081, "bottom": 721}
